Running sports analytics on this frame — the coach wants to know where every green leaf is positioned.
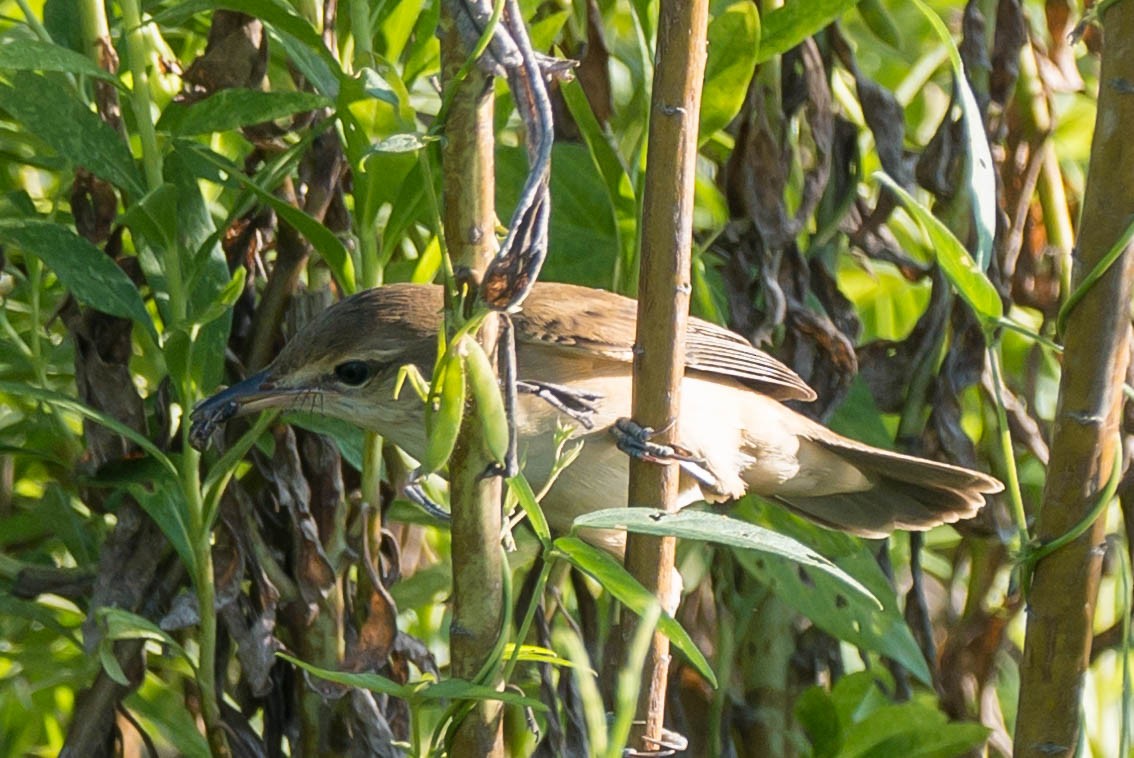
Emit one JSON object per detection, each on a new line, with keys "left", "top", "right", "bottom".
{"left": 157, "top": 89, "right": 330, "bottom": 135}
{"left": 497, "top": 143, "right": 621, "bottom": 289}
{"left": 0, "top": 219, "right": 155, "bottom": 336}
{"left": 875, "top": 172, "right": 1003, "bottom": 325}
{"left": 96, "top": 607, "right": 193, "bottom": 683}
{"left": 558, "top": 81, "right": 636, "bottom": 284}
{"left": 287, "top": 412, "right": 366, "bottom": 470}
{"left": 0, "top": 39, "right": 120, "bottom": 82}
{"left": 758, "top": 0, "right": 859, "bottom": 63}
{"left": 701, "top": 2, "right": 759, "bottom": 141}
{"left": 182, "top": 142, "right": 357, "bottom": 292}
{"left": 98, "top": 607, "right": 188, "bottom": 655}
{"left": 213, "top": 0, "right": 338, "bottom": 74}
{"left": 82, "top": 456, "right": 198, "bottom": 574}
{"left": 192, "top": 267, "right": 247, "bottom": 329}
{"left": 856, "top": 0, "right": 901, "bottom": 48}
{"left": 794, "top": 686, "right": 843, "bottom": 758}
{"left": 126, "top": 688, "right": 212, "bottom": 758}
{"left": 0, "top": 385, "right": 176, "bottom": 479}
{"left": 841, "top": 701, "right": 990, "bottom": 757}
{"left": 573, "top": 508, "right": 879, "bottom": 606}
{"left": 366, "top": 132, "right": 438, "bottom": 154}
{"left": 506, "top": 473, "right": 552, "bottom": 547}
{"left": 0, "top": 71, "right": 144, "bottom": 196}
{"left": 910, "top": 0, "right": 995, "bottom": 269}
{"left": 552, "top": 536, "right": 717, "bottom": 687}
{"left": 734, "top": 526, "right": 929, "bottom": 685}
{"left": 279, "top": 653, "right": 544, "bottom": 709}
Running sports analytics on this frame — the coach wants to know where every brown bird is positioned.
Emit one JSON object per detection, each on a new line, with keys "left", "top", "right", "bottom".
{"left": 191, "top": 282, "right": 1001, "bottom": 550}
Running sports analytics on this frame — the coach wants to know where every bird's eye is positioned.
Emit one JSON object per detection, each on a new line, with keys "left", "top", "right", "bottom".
{"left": 334, "top": 361, "right": 371, "bottom": 386}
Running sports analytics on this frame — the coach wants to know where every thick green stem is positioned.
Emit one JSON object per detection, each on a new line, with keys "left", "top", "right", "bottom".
{"left": 439, "top": 6, "right": 504, "bottom": 754}
{"left": 1014, "top": 4, "right": 1134, "bottom": 752}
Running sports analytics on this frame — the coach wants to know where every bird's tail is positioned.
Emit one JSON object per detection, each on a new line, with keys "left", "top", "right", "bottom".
{"left": 774, "top": 434, "right": 1003, "bottom": 538}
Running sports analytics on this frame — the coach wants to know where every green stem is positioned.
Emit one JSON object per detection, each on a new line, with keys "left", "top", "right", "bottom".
{"left": 988, "top": 343, "right": 1029, "bottom": 555}
{"left": 120, "top": 0, "right": 182, "bottom": 326}
{"left": 15, "top": 0, "right": 51, "bottom": 41}
{"left": 502, "top": 557, "right": 553, "bottom": 685}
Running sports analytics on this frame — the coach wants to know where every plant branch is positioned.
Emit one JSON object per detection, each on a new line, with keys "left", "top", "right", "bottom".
{"left": 1014, "top": 3, "right": 1134, "bottom": 753}
{"left": 620, "top": 0, "right": 709, "bottom": 750}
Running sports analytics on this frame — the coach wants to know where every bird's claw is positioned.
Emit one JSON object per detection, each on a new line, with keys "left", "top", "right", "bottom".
{"left": 402, "top": 475, "right": 452, "bottom": 523}
{"left": 611, "top": 418, "right": 722, "bottom": 491}
{"left": 517, "top": 380, "right": 601, "bottom": 429}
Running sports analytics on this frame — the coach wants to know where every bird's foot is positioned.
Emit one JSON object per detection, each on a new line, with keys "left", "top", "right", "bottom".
{"left": 517, "top": 380, "right": 602, "bottom": 429}
{"left": 402, "top": 473, "right": 452, "bottom": 523}
{"left": 611, "top": 418, "right": 723, "bottom": 493}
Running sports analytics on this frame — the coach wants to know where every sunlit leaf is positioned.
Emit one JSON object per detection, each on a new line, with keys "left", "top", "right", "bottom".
{"left": 157, "top": 89, "right": 330, "bottom": 135}
{"left": 758, "top": 0, "right": 858, "bottom": 63}
{"left": 701, "top": 2, "right": 760, "bottom": 141}
{"left": 910, "top": 0, "right": 996, "bottom": 269}
{"left": 876, "top": 172, "right": 1003, "bottom": 325}
{"left": 0, "top": 39, "right": 120, "bottom": 82}
{"left": 574, "top": 508, "right": 879, "bottom": 605}
{"left": 553, "top": 536, "right": 717, "bottom": 687}
{"left": 0, "top": 71, "right": 144, "bottom": 195}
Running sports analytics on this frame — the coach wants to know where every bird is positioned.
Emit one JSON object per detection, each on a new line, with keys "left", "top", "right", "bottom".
{"left": 190, "top": 282, "right": 1002, "bottom": 552}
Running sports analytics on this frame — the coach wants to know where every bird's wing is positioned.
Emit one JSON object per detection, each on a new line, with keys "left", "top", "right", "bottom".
{"left": 516, "top": 283, "right": 816, "bottom": 402}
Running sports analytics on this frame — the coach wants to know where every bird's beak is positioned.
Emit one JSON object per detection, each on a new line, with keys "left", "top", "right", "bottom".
{"left": 188, "top": 370, "right": 304, "bottom": 450}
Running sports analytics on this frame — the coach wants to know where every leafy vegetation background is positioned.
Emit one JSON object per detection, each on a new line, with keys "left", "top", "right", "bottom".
{"left": 0, "top": 0, "right": 1127, "bottom": 756}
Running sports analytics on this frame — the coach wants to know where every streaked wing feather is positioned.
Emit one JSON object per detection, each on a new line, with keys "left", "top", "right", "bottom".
{"left": 516, "top": 283, "right": 816, "bottom": 401}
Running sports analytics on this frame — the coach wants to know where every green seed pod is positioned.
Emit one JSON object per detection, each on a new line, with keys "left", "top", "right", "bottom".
{"left": 461, "top": 336, "right": 509, "bottom": 464}
{"left": 857, "top": 0, "right": 901, "bottom": 48}
{"left": 422, "top": 348, "right": 465, "bottom": 474}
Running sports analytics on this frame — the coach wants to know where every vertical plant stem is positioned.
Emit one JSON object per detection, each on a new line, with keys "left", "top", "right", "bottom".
{"left": 621, "top": 0, "right": 709, "bottom": 749}
{"left": 120, "top": 0, "right": 179, "bottom": 320}
{"left": 1014, "top": 3, "right": 1134, "bottom": 754}
{"left": 988, "top": 345, "right": 1029, "bottom": 554}
{"left": 439, "top": 8, "right": 504, "bottom": 755}
{"left": 120, "top": 2, "right": 226, "bottom": 754}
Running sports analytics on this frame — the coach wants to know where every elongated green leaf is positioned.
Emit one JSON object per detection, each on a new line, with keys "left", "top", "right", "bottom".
{"left": 701, "top": 2, "right": 760, "bottom": 141}
{"left": 553, "top": 536, "right": 717, "bottom": 687}
{"left": 183, "top": 143, "right": 357, "bottom": 292}
{"left": 83, "top": 456, "right": 198, "bottom": 574}
{"left": 742, "top": 504, "right": 933, "bottom": 684}
{"left": 911, "top": 0, "right": 995, "bottom": 269}
{"left": 758, "top": 0, "right": 858, "bottom": 63}
{"left": 573, "top": 508, "right": 878, "bottom": 606}
{"left": 1057, "top": 215, "right": 1134, "bottom": 334}
{"left": 280, "top": 653, "right": 544, "bottom": 708}
{"left": 157, "top": 89, "right": 330, "bottom": 135}
{"left": 0, "top": 219, "right": 155, "bottom": 335}
{"left": 0, "top": 39, "right": 119, "bottom": 82}
{"left": 97, "top": 607, "right": 193, "bottom": 685}
{"left": 841, "top": 700, "right": 990, "bottom": 755}
{"left": 856, "top": 0, "right": 901, "bottom": 48}
{"left": 559, "top": 80, "right": 637, "bottom": 283}
{"left": 506, "top": 473, "right": 551, "bottom": 547}
{"left": 876, "top": 172, "right": 1003, "bottom": 324}
{"left": 0, "top": 381, "right": 176, "bottom": 477}
{"left": 98, "top": 607, "right": 189, "bottom": 658}
{"left": 0, "top": 72, "right": 144, "bottom": 196}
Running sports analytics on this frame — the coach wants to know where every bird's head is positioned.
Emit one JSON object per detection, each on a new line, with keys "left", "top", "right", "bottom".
{"left": 189, "top": 284, "right": 443, "bottom": 450}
